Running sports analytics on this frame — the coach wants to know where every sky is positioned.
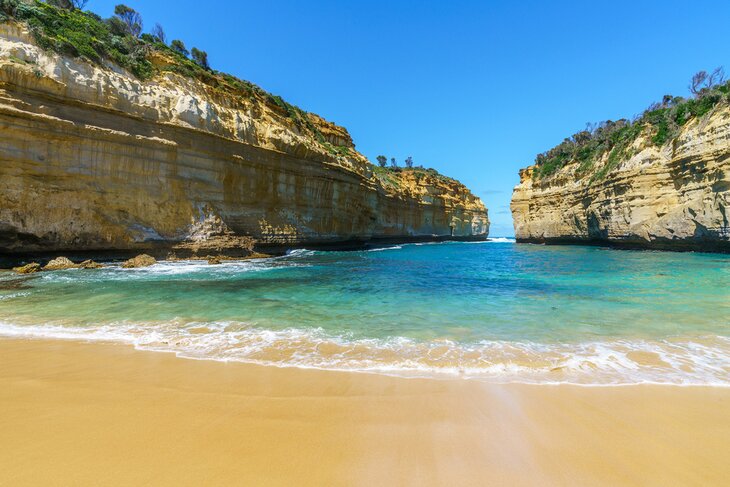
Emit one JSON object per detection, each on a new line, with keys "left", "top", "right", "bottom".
{"left": 92, "top": 0, "right": 730, "bottom": 236}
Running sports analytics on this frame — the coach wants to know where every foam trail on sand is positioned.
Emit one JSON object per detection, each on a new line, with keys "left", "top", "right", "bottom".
{"left": 0, "top": 320, "right": 728, "bottom": 386}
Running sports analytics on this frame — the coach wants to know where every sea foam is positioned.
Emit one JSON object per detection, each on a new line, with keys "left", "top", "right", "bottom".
{"left": 0, "top": 320, "right": 727, "bottom": 386}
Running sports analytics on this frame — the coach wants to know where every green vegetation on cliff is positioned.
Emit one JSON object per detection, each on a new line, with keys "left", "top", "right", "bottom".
{"left": 372, "top": 165, "right": 457, "bottom": 191}
{"left": 0, "top": 0, "right": 328, "bottom": 140}
{"left": 533, "top": 69, "right": 730, "bottom": 181}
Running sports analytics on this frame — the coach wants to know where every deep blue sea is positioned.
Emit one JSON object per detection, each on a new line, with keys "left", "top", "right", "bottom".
{"left": 1, "top": 239, "right": 729, "bottom": 385}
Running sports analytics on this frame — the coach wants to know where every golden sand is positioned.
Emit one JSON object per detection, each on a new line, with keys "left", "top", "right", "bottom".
{"left": 0, "top": 338, "right": 728, "bottom": 486}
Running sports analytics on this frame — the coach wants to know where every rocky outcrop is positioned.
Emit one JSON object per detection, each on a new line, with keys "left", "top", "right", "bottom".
{"left": 0, "top": 23, "right": 488, "bottom": 260}
{"left": 12, "top": 262, "right": 40, "bottom": 274}
{"left": 122, "top": 254, "right": 156, "bottom": 268}
{"left": 511, "top": 105, "right": 730, "bottom": 252}
{"left": 43, "top": 256, "right": 77, "bottom": 270}
{"left": 78, "top": 259, "right": 103, "bottom": 269}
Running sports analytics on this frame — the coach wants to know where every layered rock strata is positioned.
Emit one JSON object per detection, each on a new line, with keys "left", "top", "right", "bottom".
{"left": 511, "top": 106, "right": 730, "bottom": 252}
{"left": 0, "top": 23, "right": 488, "bottom": 260}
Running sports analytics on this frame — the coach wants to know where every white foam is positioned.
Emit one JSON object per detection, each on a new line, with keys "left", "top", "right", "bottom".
{"left": 486, "top": 237, "right": 516, "bottom": 243}
{"left": 0, "top": 320, "right": 727, "bottom": 386}
{"left": 367, "top": 246, "right": 403, "bottom": 252}
{"left": 0, "top": 292, "right": 30, "bottom": 301}
{"left": 284, "top": 249, "right": 318, "bottom": 257}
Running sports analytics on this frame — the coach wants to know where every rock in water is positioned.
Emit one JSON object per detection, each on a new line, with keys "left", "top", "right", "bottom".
{"left": 207, "top": 256, "right": 223, "bottom": 265}
{"left": 12, "top": 263, "right": 41, "bottom": 274}
{"left": 43, "top": 256, "right": 78, "bottom": 271}
{"left": 79, "top": 260, "right": 104, "bottom": 269}
{"left": 122, "top": 254, "right": 156, "bottom": 268}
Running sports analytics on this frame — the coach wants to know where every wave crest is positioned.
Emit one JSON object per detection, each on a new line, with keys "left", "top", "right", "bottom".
{"left": 0, "top": 320, "right": 727, "bottom": 386}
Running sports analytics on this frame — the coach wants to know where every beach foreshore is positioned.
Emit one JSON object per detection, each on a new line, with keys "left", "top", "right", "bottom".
{"left": 1, "top": 338, "right": 728, "bottom": 486}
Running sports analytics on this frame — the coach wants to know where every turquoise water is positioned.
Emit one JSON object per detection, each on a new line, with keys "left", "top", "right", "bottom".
{"left": 1, "top": 240, "right": 729, "bottom": 384}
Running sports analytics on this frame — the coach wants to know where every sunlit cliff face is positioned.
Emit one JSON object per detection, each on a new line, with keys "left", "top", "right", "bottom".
{"left": 511, "top": 106, "right": 730, "bottom": 251}
{"left": 0, "top": 23, "right": 488, "bottom": 254}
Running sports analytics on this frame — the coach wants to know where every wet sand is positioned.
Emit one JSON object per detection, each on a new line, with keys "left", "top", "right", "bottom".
{"left": 0, "top": 338, "right": 728, "bottom": 486}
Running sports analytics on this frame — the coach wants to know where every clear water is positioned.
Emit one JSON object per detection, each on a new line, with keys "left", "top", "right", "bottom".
{"left": 1, "top": 240, "right": 729, "bottom": 385}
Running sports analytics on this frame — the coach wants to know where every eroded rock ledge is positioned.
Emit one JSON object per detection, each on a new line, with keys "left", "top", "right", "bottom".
{"left": 0, "top": 23, "right": 488, "bottom": 263}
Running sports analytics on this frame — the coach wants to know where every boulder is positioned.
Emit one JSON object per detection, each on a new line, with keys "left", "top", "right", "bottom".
{"left": 43, "top": 256, "right": 78, "bottom": 271}
{"left": 12, "top": 263, "right": 41, "bottom": 274}
{"left": 207, "top": 256, "right": 223, "bottom": 265}
{"left": 122, "top": 254, "right": 156, "bottom": 268}
{"left": 79, "top": 260, "right": 104, "bottom": 269}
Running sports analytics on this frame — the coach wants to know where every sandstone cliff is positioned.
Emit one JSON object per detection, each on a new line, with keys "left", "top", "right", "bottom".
{"left": 511, "top": 103, "right": 730, "bottom": 252}
{"left": 0, "top": 21, "right": 488, "bottom": 258}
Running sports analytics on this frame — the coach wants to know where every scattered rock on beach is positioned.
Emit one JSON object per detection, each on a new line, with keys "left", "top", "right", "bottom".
{"left": 12, "top": 263, "right": 41, "bottom": 274}
{"left": 43, "top": 256, "right": 78, "bottom": 271}
{"left": 122, "top": 254, "right": 156, "bottom": 268}
{"left": 207, "top": 256, "right": 223, "bottom": 265}
{"left": 79, "top": 260, "right": 104, "bottom": 269}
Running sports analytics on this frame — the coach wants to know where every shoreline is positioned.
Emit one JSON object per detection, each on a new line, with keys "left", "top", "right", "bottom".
{"left": 0, "top": 235, "right": 491, "bottom": 269}
{"left": 1, "top": 337, "right": 728, "bottom": 486}
{"left": 514, "top": 236, "right": 730, "bottom": 254}
{"left": 1, "top": 324, "right": 728, "bottom": 387}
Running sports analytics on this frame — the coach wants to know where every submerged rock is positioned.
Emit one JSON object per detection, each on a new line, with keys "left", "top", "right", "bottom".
{"left": 79, "top": 259, "right": 104, "bottom": 269}
{"left": 43, "top": 256, "right": 78, "bottom": 271}
{"left": 122, "top": 254, "right": 156, "bottom": 268}
{"left": 13, "top": 263, "right": 41, "bottom": 274}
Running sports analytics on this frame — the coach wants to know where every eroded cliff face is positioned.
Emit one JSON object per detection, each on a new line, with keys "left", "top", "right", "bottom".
{"left": 0, "top": 23, "right": 488, "bottom": 256}
{"left": 511, "top": 106, "right": 730, "bottom": 251}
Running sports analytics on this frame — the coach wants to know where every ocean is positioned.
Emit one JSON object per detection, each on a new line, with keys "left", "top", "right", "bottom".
{"left": 1, "top": 240, "right": 728, "bottom": 385}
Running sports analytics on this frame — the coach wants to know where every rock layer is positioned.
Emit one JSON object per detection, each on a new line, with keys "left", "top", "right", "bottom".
{"left": 511, "top": 105, "right": 730, "bottom": 252}
{"left": 0, "top": 23, "right": 488, "bottom": 258}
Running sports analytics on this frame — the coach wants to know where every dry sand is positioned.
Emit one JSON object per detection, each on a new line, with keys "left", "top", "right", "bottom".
{"left": 0, "top": 338, "right": 728, "bottom": 486}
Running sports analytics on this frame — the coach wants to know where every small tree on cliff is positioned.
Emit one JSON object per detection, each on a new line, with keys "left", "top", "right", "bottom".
{"left": 405, "top": 156, "right": 414, "bottom": 168}
{"left": 151, "top": 23, "right": 166, "bottom": 44}
{"left": 171, "top": 39, "right": 189, "bottom": 57}
{"left": 191, "top": 47, "right": 210, "bottom": 69}
{"left": 689, "top": 67, "right": 725, "bottom": 96}
{"left": 114, "top": 4, "right": 143, "bottom": 37}
{"left": 376, "top": 155, "right": 387, "bottom": 167}
{"left": 390, "top": 157, "right": 398, "bottom": 168}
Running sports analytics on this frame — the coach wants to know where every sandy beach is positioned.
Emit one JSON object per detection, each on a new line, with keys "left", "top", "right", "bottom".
{"left": 0, "top": 338, "right": 727, "bottom": 486}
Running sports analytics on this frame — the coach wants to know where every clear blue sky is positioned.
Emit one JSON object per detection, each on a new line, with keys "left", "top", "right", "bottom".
{"left": 92, "top": 0, "right": 730, "bottom": 236}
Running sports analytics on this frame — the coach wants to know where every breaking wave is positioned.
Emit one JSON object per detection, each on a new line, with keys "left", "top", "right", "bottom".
{"left": 0, "top": 320, "right": 728, "bottom": 386}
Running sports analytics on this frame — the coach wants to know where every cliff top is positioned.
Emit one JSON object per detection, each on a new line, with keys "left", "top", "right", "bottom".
{"left": 527, "top": 69, "right": 730, "bottom": 183}
{"left": 1, "top": 0, "right": 358, "bottom": 154}
{"left": 0, "top": 0, "right": 473, "bottom": 200}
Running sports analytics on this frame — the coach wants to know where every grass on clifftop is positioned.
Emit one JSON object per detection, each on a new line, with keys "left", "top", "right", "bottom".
{"left": 533, "top": 73, "right": 730, "bottom": 181}
{"left": 0, "top": 0, "right": 328, "bottom": 141}
{"left": 372, "top": 165, "right": 457, "bottom": 190}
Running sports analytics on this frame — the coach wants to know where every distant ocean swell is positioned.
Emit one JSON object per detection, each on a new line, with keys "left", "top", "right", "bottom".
{"left": 0, "top": 320, "right": 728, "bottom": 386}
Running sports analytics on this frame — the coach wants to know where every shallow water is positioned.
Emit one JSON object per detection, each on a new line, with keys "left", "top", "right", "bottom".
{"left": 1, "top": 240, "right": 729, "bottom": 385}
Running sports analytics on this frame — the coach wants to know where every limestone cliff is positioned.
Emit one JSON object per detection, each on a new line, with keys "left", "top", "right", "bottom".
{"left": 511, "top": 103, "right": 730, "bottom": 252}
{"left": 0, "top": 22, "right": 488, "bottom": 258}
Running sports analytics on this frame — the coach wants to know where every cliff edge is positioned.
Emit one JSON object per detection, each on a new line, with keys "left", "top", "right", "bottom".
{"left": 0, "top": 6, "right": 488, "bottom": 259}
{"left": 511, "top": 85, "right": 730, "bottom": 252}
